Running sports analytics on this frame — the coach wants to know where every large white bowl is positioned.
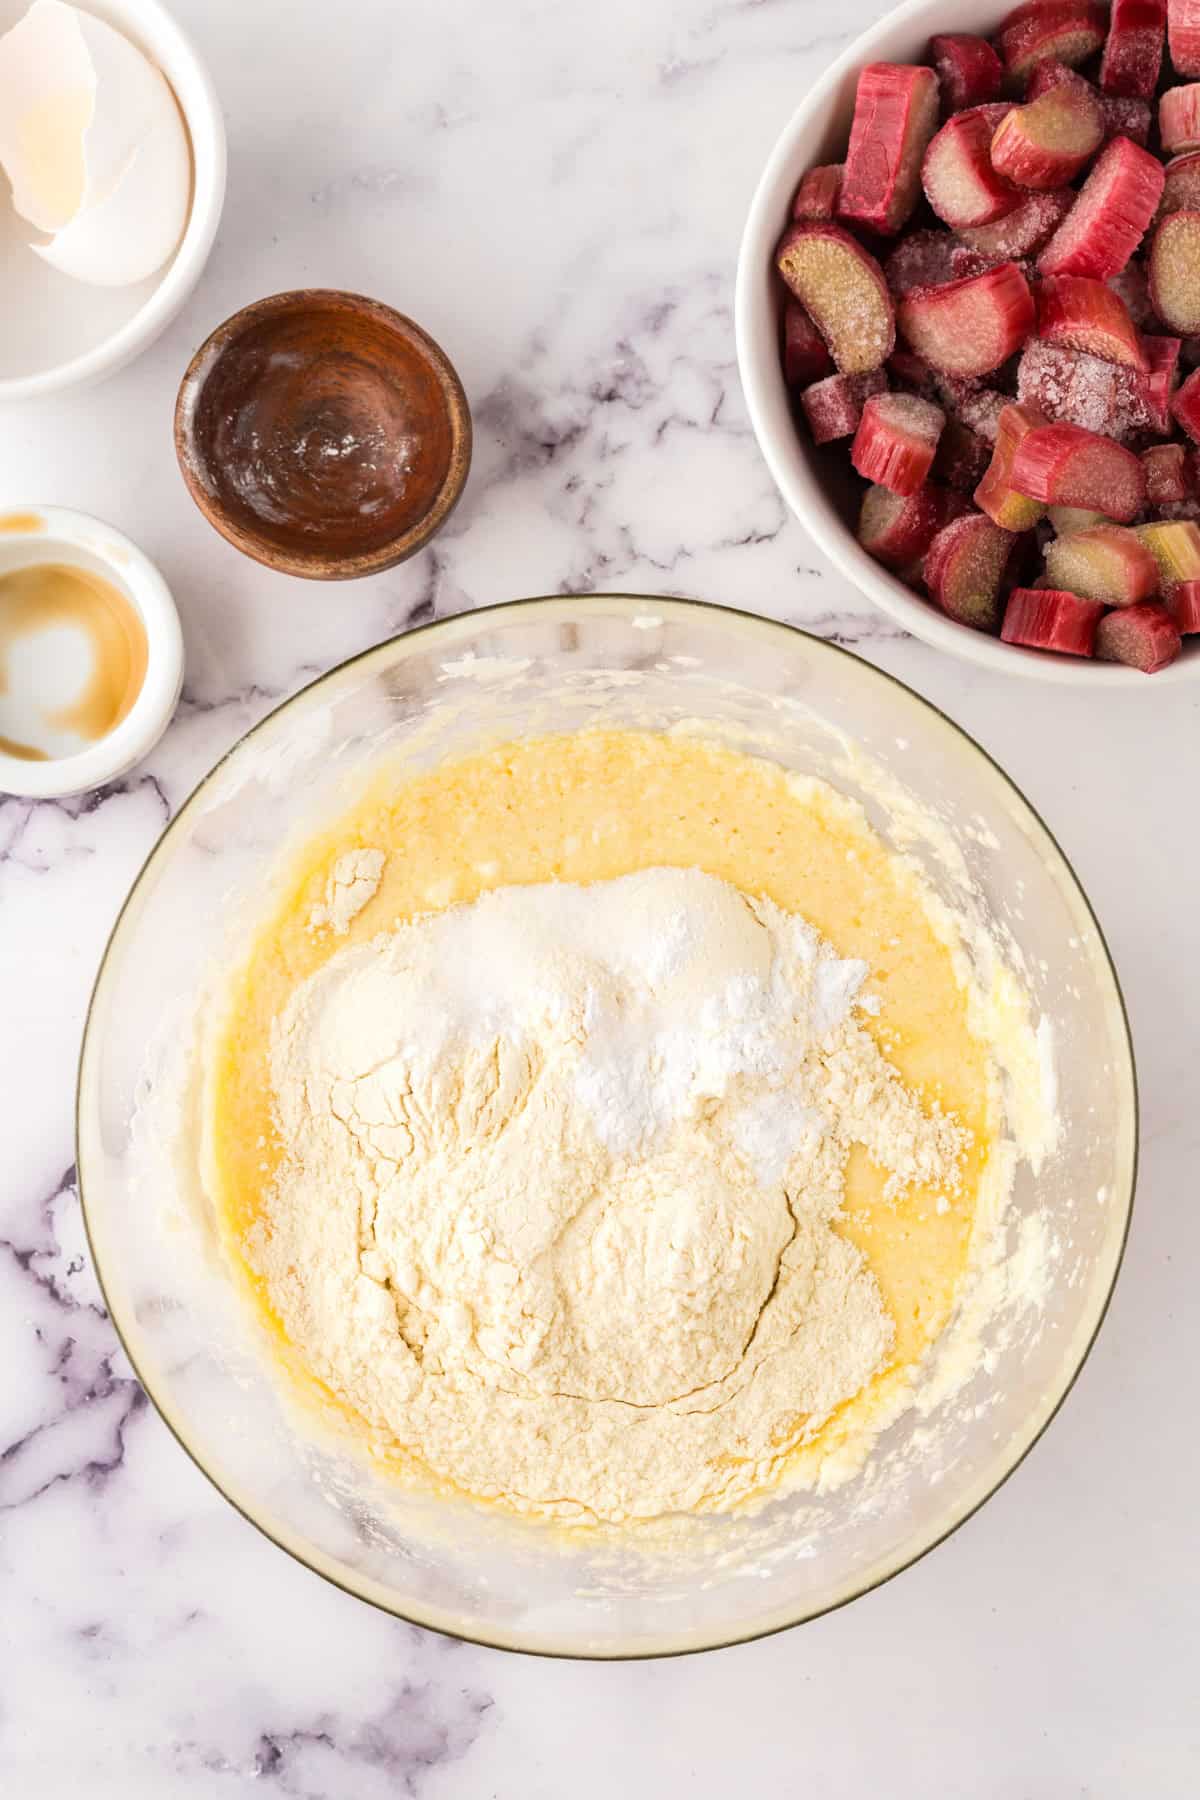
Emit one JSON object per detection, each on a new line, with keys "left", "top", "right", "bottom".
{"left": 735, "top": 0, "right": 1200, "bottom": 686}
{"left": 0, "top": 0, "right": 226, "bottom": 402}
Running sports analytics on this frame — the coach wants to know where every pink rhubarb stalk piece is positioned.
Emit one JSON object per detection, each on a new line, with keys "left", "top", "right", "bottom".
{"left": 857, "top": 482, "right": 955, "bottom": 568}
{"left": 792, "top": 165, "right": 843, "bottom": 221}
{"left": 800, "top": 370, "right": 888, "bottom": 444}
{"left": 838, "top": 63, "right": 941, "bottom": 237}
{"left": 957, "top": 188, "right": 1073, "bottom": 256}
{"left": 1037, "top": 136, "right": 1165, "bottom": 280}
{"left": 1134, "top": 517, "right": 1200, "bottom": 589}
{"left": 1043, "top": 523, "right": 1160, "bottom": 602}
{"left": 924, "top": 511, "right": 1015, "bottom": 629}
{"left": 896, "top": 263, "right": 1035, "bottom": 377}
{"left": 1036, "top": 274, "right": 1147, "bottom": 366}
{"left": 1168, "top": 0, "right": 1200, "bottom": 74}
{"left": 851, "top": 392, "right": 945, "bottom": 495}
{"left": 928, "top": 33, "right": 1004, "bottom": 110}
{"left": 782, "top": 300, "right": 834, "bottom": 386}
{"left": 1148, "top": 211, "right": 1200, "bottom": 336}
{"left": 1157, "top": 150, "right": 1200, "bottom": 221}
{"left": 998, "top": 1, "right": 1108, "bottom": 79}
{"left": 1095, "top": 601, "right": 1182, "bottom": 668}
{"left": 975, "top": 402, "right": 1050, "bottom": 528}
{"left": 922, "top": 110, "right": 1020, "bottom": 228}
{"left": 1010, "top": 422, "right": 1148, "bottom": 521}
{"left": 1167, "top": 577, "right": 1200, "bottom": 629}
{"left": 990, "top": 84, "right": 1104, "bottom": 191}
{"left": 1170, "top": 364, "right": 1200, "bottom": 441}
{"left": 1002, "top": 585, "right": 1105, "bottom": 653}
{"left": 1099, "top": 0, "right": 1166, "bottom": 99}
{"left": 1142, "top": 442, "right": 1191, "bottom": 506}
{"left": 1132, "top": 334, "right": 1182, "bottom": 433}
{"left": 1159, "top": 84, "right": 1200, "bottom": 154}
{"left": 1026, "top": 60, "right": 1151, "bottom": 145}
{"left": 776, "top": 223, "right": 895, "bottom": 374}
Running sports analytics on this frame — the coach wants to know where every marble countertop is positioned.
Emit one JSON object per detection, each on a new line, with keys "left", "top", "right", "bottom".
{"left": 1, "top": 0, "right": 1197, "bottom": 1792}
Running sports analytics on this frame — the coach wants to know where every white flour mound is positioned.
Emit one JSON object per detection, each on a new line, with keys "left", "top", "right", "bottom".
{"left": 253, "top": 867, "right": 965, "bottom": 1522}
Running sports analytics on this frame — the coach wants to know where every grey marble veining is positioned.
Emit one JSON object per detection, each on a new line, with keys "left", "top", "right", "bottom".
{"left": 1, "top": 0, "right": 1197, "bottom": 1794}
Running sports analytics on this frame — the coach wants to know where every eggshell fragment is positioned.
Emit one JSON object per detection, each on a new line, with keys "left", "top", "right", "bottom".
{"left": 0, "top": 0, "right": 190, "bottom": 288}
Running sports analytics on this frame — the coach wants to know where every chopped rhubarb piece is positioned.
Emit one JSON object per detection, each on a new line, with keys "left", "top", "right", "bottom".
{"left": 998, "top": 2, "right": 1108, "bottom": 79}
{"left": 934, "top": 418, "right": 994, "bottom": 490}
{"left": 1038, "top": 137, "right": 1165, "bottom": 280}
{"left": 1036, "top": 275, "right": 1147, "bottom": 367}
{"left": 1023, "top": 60, "right": 1148, "bottom": 143}
{"left": 1048, "top": 504, "right": 1114, "bottom": 530}
{"left": 884, "top": 230, "right": 961, "bottom": 297}
{"left": 800, "top": 369, "right": 888, "bottom": 443}
{"left": 1002, "top": 584, "right": 1105, "bottom": 652}
{"left": 925, "top": 511, "right": 1016, "bottom": 628}
{"left": 858, "top": 482, "right": 950, "bottom": 568}
{"left": 776, "top": 223, "right": 895, "bottom": 375}
{"left": 1135, "top": 517, "right": 1200, "bottom": 589}
{"left": 923, "top": 110, "right": 1020, "bottom": 228}
{"left": 1169, "top": 364, "right": 1200, "bottom": 440}
{"left": 782, "top": 300, "right": 835, "bottom": 387}
{"left": 929, "top": 34, "right": 1004, "bottom": 110}
{"left": 1157, "top": 151, "right": 1200, "bottom": 223}
{"left": 1043, "top": 524, "right": 1160, "bottom": 602}
{"left": 1142, "top": 442, "right": 1191, "bottom": 505}
{"left": 838, "top": 63, "right": 941, "bottom": 237}
{"left": 991, "top": 84, "right": 1104, "bottom": 191}
{"left": 851, "top": 392, "right": 945, "bottom": 494}
{"left": 1010, "top": 422, "right": 1147, "bottom": 521}
{"left": 792, "top": 165, "right": 843, "bottom": 221}
{"left": 1167, "top": 577, "right": 1200, "bottom": 628}
{"left": 1018, "top": 338, "right": 1133, "bottom": 433}
{"left": 1148, "top": 211, "right": 1200, "bottom": 337}
{"left": 948, "top": 247, "right": 1034, "bottom": 281}
{"left": 1169, "top": 0, "right": 1200, "bottom": 72}
{"left": 1095, "top": 601, "right": 1182, "bottom": 667}
{"left": 1099, "top": 0, "right": 1166, "bottom": 98}
{"left": 958, "top": 188, "right": 1073, "bottom": 257}
{"left": 897, "top": 264, "right": 1035, "bottom": 377}
{"left": 975, "top": 402, "right": 1051, "bottom": 527}
{"left": 1160, "top": 84, "right": 1200, "bottom": 154}
{"left": 953, "top": 386, "right": 1011, "bottom": 443}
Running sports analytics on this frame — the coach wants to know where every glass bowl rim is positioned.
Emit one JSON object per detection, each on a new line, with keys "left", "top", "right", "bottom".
{"left": 75, "top": 593, "right": 1139, "bottom": 1659}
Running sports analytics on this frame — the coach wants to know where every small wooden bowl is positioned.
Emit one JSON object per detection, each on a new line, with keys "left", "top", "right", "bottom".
{"left": 174, "top": 290, "right": 472, "bottom": 579}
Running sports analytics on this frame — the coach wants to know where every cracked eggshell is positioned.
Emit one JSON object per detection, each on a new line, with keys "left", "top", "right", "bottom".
{"left": 0, "top": 0, "right": 191, "bottom": 288}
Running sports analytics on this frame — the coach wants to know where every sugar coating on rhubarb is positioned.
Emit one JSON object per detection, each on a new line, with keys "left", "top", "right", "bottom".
{"left": 1038, "top": 136, "right": 1165, "bottom": 280}
{"left": 925, "top": 511, "right": 1015, "bottom": 629}
{"left": 999, "top": 1, "right": 1109, "bottom": 78}
{"left": 991, "top": 85, "right": 1104, "bottom": 192}
{"left": 1149, "top": 210, "right": 1200, "bottom": 335}
{"left": 1043, "top": 523, "right": 1160, "bottom": 602}
{"left": 777, "top": 225, "right": 896, "bottom": 376}
{"left": 1100, "top": 0, "right": 1167, "bottom": 100}
{"left": 929, "top": 33, "right": 1004, "bottom": 110}
{"left": 1095, "top": 600, "right": 1182, "bottom": 667}
{"left": 897, "top": 263, "right": 1035, "bottom": 377}
{"left": 851, "top": 392, "right": 945, "bottom": 495}
{"left": 1159, "top": 83, "right": 1200, "bottom": 154}
{"left": 1036, "top": 274, "right": 1147, "bottom": 367}
{"left": 923, "top": 110, "right": 1020, "bottom": 228}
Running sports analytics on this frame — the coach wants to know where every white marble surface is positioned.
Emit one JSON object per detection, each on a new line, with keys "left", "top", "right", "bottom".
{"left": 1, "top": 0, "right": 1197, "bottom": 1792}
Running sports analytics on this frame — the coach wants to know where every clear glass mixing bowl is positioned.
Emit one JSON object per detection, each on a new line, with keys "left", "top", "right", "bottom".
{"left": 77, "top": 597, "right": 1136, "bottom": 1658}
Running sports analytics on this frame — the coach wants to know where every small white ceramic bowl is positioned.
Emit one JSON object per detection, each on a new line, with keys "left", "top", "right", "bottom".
{"left": 0, "top": 506, "right": 183, "bottom": 796}
{"left": 0, "top": 0, "right": 226, "bottom": 402}
{"left": 735, "top": 0, "right": 1200, "bottom": 686}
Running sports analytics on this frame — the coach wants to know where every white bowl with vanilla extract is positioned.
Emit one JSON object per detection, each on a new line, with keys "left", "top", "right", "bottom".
{"left": 0, "top": 506, "right": 182, "bottom": 797}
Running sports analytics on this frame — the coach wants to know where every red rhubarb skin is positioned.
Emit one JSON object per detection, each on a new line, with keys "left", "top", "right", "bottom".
{"left": 858, "top": 483, "right": 950, "bottom": 567}
{"left": 1170, "top": 365, "right": 1200, "bottom": 442}
{"left": 990, "top": 88, "right": 1104, "bottom": 191}
{"left": 800, "top": 370, "right": 888, "bottom": 444}
{"left": 1100, "top": 0, "right": 1167, "bottom": 99}
{"left": 929, "top": 33, "right": 1004, "bottom": 110}
{"left": 1095, "top": 600, "right": 1183, "bottom": 668}
{"left": 1010, "top": 423, "right": 1147, "bottom": 521}
{"left": 782, "top": 301, "right": 835, "bottom": 387}
{"left": 1160, "top": 84, "right": 1200, "bottom": 154}
{"left": 1168, "top": 577, "right": 1200, "bottom": 629}
{"left": 897, "top": 263, "right": 1036, "bottom": 378}
{"left": 1142, "top": 443, "right": 1191, "bottom": 505}
{"left": 839, "top": 63, "right": 941, "bottom": 236}
{"left": 1037, "top": 136, "right": 1166, "bottom": 280}
{"left": 923, "top": 110, "right": 1021, "bottom": 228}
{"left": 792, "top": 166, "right": 843, "bottom": 221}
{"left": 924, "top": 511, "right": 1013, "bottom": 628}
{"left": 1036, "top": 274, "right": 1148, "bottom": 367}
{"left": 1001, "top": 585, "right": 1105, "bottom": 653}
{"left": 850, "top": 394, "right": 944, "bottom": 495}
{"left": 1168, "top": 0, "right": 1200, "bottom": 75}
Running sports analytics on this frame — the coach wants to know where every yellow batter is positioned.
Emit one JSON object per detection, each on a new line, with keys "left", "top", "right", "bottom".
{"left": 206, "top": 729, "right": 998, "bottom": 1512}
